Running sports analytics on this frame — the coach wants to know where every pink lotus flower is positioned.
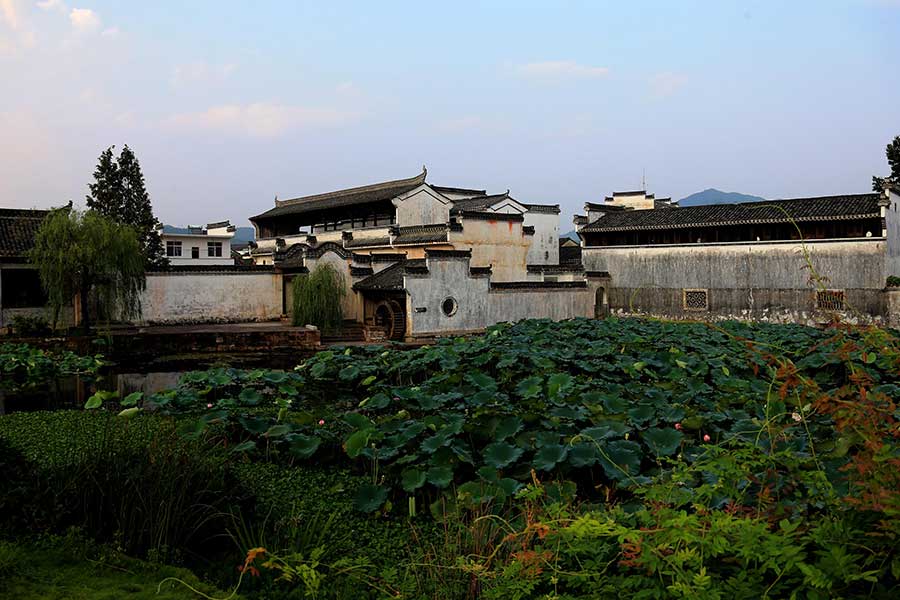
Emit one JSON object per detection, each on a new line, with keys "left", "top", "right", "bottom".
{"left": 703, "top": 434, "right": 711, "bottom": 442}
{"left": 206, "top": 403, "right": 213, "bottom": 408}
{"left": 674, "top": 423, "right": 682, "bottom": 430}
{"left": 318, "top": 419, "right": 325, "bottom": 426}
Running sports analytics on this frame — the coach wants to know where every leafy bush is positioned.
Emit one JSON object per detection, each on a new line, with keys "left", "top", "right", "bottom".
{"left": 10, "top": 314, "right": 51, "bottom": 337}
{"left": 888, "top": 275, "right": 900, "bottom": 287}
{"left": 291, "top": 263, "right": 346, "bottom": 331}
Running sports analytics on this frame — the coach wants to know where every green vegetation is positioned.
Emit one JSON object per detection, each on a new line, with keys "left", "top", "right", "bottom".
{"left": 888, "top": 275, "right": 900, "bottom": 287}
{"left": 0, "top": 536, "right": 234, "bottom": 600}
{"left": 2, "top": 317, "right": 900, "bottom": 598}
{"left": 0, "top": 342, "right": 104, "bottom": 392}
{"left": 290, "top": 263, "right": 346, "bottom": 331}
{"left": 86, "top": 145, "right": 167, "bottom": 269}
{"left": 29, "top": 208, "right": 146, "bottom": 330}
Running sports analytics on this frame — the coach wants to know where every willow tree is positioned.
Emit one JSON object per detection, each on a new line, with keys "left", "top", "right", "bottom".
{"left": 29, "top": 208, "right": 146, "bottom": 331}
{"left": 291, "top": 263, "right": 346, "bottom": 331}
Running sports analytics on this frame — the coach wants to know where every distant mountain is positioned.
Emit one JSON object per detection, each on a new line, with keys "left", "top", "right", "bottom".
{"left": 678, "top": 188, "right": 766, "bottom": 207}
{"left": 162, "top": 224, "right": 255, "bottom": 244}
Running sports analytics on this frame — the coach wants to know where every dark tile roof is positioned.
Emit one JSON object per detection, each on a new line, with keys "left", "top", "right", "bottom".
{"left": 352, "top": 259, "right": 426, "bottom": 292}
{"left": 0, "top": 208, "right": 50, "bottom": 259}
{"left": 432, "top": 185, "right": 487, "bottom": 197}
{"left": 559, "top": 242, "right": 582, "bottom": 265}
{"left": 469, "top": 266, "right": 492, "bottom": 276}
{"left": 450, "top": 192, "right": 510, "bottom": 213}
{"left": 251, "top": 169, "right": 427, "bottom": 221}
{"left": 393, "top": 224, "right": 448, "bottom": 245}
{"left": 345, "top": 236, "right": 391, "bottom": 248}
{"left": 580, "top": 193, "right": 882, "bottom": 233}
{"left": 350, "top": 266, "right": 374, "bottom": 277}
{"left": 527, "top": 263, "right": 584, "bottom": 274}
{"left": 523, "top": 203, "right": 561, "bottom": 214}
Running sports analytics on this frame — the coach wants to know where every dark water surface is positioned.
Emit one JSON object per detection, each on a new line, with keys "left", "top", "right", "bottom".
{"left": 0, "top": 352, "right": 305, "bottom": 414}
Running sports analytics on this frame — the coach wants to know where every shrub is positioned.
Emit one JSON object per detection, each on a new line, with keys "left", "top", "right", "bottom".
{"left": 888, "top": 275, "right": 900, "bottom": 287}
{"left": 291, "top": 263, "right": 346, "bottom": 331}
{"left": 0, "top": 411, "right": 243, "bottom": 562}
{"left": 10, "top": 314, "right": 51, "bottom": 337}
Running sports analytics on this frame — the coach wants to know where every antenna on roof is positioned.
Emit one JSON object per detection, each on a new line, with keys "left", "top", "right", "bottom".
{"left": 642, "top": 168, "right": 646, "bottom": 192}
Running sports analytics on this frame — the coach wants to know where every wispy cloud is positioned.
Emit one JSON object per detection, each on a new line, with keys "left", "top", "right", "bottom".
{"left": 649, "top": 71, "right": 688, "bottom": 98}
{"left": 165, "top": 102, "right": 358, "bottom": 137}
{"left": 518, "top": 60, "right": 609, "bottom": 82}
{"left": 0, "top": 0, "right": 23, "bottom": 29}
{"left": 69, "top": 7, "right": 100, "bottom": 33}
{"left": 36, "top": 0, "right": 65, "bottom": 13}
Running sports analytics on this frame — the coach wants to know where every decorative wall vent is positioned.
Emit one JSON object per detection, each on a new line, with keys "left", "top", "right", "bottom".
{"left": 816, "top": 289, "right": 845, "bottom": 311}
{"left": 683, "top": 289, "right": 709, "bottom": 311}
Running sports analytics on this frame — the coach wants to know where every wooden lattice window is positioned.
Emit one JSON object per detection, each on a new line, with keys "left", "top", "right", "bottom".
{"left": 683, "top": 289, "right": 709, "bottom": 311}
{"left": 816, "top": 289, "right": 845, "bottom": 311}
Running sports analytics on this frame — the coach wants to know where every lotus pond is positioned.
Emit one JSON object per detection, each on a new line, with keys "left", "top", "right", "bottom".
{"left": 1, "top": 317, "right": 899, "bottom": 599}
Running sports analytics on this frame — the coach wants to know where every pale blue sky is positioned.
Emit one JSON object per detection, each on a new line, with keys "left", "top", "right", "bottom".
{"left": 1, "top": 0, "right": 898, "bottom": 227}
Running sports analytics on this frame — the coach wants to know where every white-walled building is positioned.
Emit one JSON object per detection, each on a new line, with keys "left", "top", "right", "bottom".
{"left": 160, "top": 221, "right": 236, "bottom": 266}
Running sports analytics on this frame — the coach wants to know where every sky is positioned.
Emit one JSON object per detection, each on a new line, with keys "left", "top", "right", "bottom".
{"left": 1, "top": 1, "right": 899, "bottom": 228}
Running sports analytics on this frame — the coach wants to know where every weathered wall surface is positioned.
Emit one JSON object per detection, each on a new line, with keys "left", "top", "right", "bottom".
{"left": 609, "top": 287, "right": 888, "bottom": 325}
{"left": 885, "top": 191, "right": 900, "bottom": 278}
{"left": 887, "top": 289, "right": 900, "bottom": 327}
{"left": 404, "top": 256, "right": 594, "bottom": 336}
{"left": 451, "top": 218, "right": 531, "bottom": 281}
{"left": 524, "top": 211, "right": 560, "bottom": 265}
{"left": 395, "top": 187, "right": 450, "bottom": 227}
{"left": 140, "top": 271, "right": 282, "bottom": 324}
{"left": 583, "top": 239, "right": 887, "bottom": 290}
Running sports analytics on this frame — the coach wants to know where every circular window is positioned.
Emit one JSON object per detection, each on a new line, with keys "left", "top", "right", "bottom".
{"left": 441, "top": 297, "right": 458, "bottom": 317}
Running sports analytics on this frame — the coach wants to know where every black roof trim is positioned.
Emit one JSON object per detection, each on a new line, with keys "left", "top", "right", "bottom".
{"left": 490, "top": 281, "right": 588, "bottom": 290}
{"left": 350, "top": 266, "right": 374, "bottom": 277}
{"left": 148, "top": 264, "right": 275, "bottom": 274}
{"left": 527, "top": 264, "right": 584, "bottom": 273}
{"left": 523, "top": 203, "right": 561, "bottom": 214}
{"left": 469, "top": 266, "right": 492, "bottom": 276}
{"left": 425, "top": 248, "right": 471, "bottom": 258}
{"left": 370, "top": 252, "right": 407, "bottom": 262}
{"left": 457, "top": 210, "right": 525, "bottom": 223}
{"left": 432, "top": 185, "right": 487, "bottom": 196}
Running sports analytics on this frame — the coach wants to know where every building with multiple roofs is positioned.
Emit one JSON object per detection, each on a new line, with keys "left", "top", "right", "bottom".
{"left": 0, "top": 208, "right": 65, "bottom": 330}
{"left": 249, "top": 167, "right": 603, "bottom": 338}
{"left": 159, "top": 221, "right": 237, "bottom": 266}
{"left": 575, "top": 185, "right": 900, "bottom": 324}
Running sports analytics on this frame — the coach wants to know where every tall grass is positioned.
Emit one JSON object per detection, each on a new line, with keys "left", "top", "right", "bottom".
{"left": 291, "top": 264, "right": 347, "bottom": 332}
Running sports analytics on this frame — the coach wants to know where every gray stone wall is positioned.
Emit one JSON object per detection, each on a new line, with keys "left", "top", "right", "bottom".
{"left": 140, "top": 271, "right": 283, "bottom": 324}
{"left": 582, "top": 239, "right": 887, "bottom": 291}
{"left": 403, "top": 255, "right": 595, "bottom": 336}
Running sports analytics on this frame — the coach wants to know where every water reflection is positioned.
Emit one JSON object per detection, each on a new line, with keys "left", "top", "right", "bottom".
{"left": 1, "top": 370, "right": 183, "bottom": 414}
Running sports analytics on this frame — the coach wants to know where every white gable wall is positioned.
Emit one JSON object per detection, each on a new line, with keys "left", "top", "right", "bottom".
{"left": 394, "top": 185, "right": 451, "bottom": 227}
{"left": 524, "top": 211, "right": 559, "bottom": 265}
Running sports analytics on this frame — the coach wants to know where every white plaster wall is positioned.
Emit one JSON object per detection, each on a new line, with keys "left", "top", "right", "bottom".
{"left": 162, "top": 234, "right": 234, "bottom": 266}
{"left": 404, "top": 257, "right": 594, "bottom": 336}
{"left": 395, "top": 188, "right": 450, "bottom": 227}
{"left": 450, "top": 219, "right": 531, "bottom": 281}
{"left": 139, "top": 272, "right": 282, "bottom": 324}
{"left": 583, "top": 239, "right": 887, "bottom": 290}
{"left": 524, "top": 212, "right": 560, "bottom": 265}
{"left": 885, "top": 191, "right": 900, "bottom": 279}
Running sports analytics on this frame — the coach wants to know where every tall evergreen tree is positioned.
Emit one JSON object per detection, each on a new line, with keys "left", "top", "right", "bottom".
{"left": 873, "top": 135, "right": 900, "bottom": 191}
{"left": 86, "top": 145, "right": 167, "bottom": 268}
{"left": 86, "top": 147, "right": 123, "bottom": 216}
